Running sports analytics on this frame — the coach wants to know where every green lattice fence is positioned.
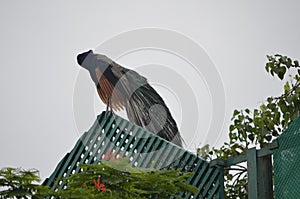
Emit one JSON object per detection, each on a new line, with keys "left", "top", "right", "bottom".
{"left": 273, "top": 115, "right": 300, "bottom": 198}
{"left": 43, "top": 111, "right": 224, "bottom": 198}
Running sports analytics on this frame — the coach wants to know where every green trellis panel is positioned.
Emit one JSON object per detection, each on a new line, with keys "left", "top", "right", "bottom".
{"left": 43, "top": 112, "right": 224, "bottom": 199}
{"left": 273, "top": 115, "right": 300, "bottom": 199}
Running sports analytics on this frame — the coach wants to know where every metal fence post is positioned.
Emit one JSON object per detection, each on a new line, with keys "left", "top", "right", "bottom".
{"left": 247, "top": 148, "right": 258, "bottom": 199}
{"left": 247, "top": 148, "right": 274, "bottom": 199}
{"left": 257, "top": 155, "right": 273, "bottom": 199}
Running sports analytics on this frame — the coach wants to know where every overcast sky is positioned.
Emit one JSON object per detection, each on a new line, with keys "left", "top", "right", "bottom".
{"left": 1, "top": 1, "right": 300, "bottom": 180}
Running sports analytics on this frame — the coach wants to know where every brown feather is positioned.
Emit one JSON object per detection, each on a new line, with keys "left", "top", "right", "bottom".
{"left": 95, "top": 67, "right": 125, "bottom": 111}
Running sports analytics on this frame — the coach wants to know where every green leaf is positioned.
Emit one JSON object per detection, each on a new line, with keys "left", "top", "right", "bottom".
{"left": 248, "top": 134, "right": 255, "bottom": 142}
{"left": 265, "top": 135, "right": 272, "bottom": 142}
{"left": 233, "top": 110, "right": 240, "bottom": 117}
{"left": 260, "top": 104, "right": 267, "bottom": 111}
{"left": 272, "top": 130, "right": 279, "bottom": 137}
{"left": 284, "top": 82, "right": 290, "bottom": 93}
{"left": 229, "top": 125, "right": 235, "bottom": 131}
{"left": 278, "top": 67, "right": 286, "bottom": 80}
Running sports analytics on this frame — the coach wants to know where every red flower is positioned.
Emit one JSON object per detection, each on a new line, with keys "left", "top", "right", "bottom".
{"left": 103, "top": 150, "right": 114, "bottom": 160}
{"left": 93, "top": 177, "right": 106, "bottom": 192}
{"left": 103, "top": 150, "right": 122, "bottom": 161}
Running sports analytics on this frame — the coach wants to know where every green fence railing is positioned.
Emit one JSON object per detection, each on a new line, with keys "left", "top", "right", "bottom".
{"left": 43, "top": 111, "right": 224, "bottom": 198}
{"left": 273, "top": 115, "right": 300, "bottom": 199}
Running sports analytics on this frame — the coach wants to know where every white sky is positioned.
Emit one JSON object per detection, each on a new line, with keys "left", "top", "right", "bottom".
{"left": 1, "top": 1, "right": 299, "bottom": 180}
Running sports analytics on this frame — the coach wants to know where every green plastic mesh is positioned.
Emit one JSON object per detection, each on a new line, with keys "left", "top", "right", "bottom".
{"left": 273, "top": 115, "right": 300, "bottom": 199}
{"left": 43, "top": 111, "right": 224, "bottom": 198}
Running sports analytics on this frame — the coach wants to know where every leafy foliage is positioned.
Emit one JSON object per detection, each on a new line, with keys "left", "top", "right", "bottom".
{"left": 0, "top": 158, "right": 198, "bottom": 199}
{"left": 52, "top": 158, "right": 199, "bottom": 199}
{"left": 0, "top": 167, "right": 52, "bottom": 199}
{"left": 198, "top": 54, "right": 300, "bottom": 198}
